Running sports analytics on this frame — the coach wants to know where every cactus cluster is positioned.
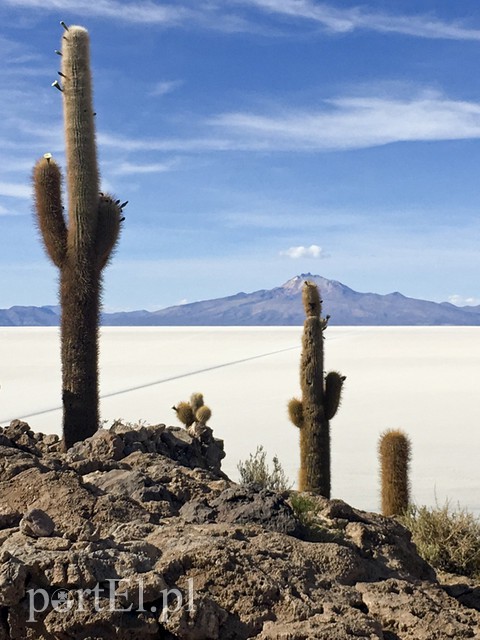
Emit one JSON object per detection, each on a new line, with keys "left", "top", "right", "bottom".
{"left": 33, "top": 25, "right": 125, "bottom": 450}
{"left": 288, "top": 281, "right": 345, "bottom": 497}
{"left": 378, "top": 429, "right": 411, "bottom": 516}
{"left": 31, "top": 27, "right": 416, "bottom": 521}
{"left": 173, "top": 392, "right": 212, "bottom": 428}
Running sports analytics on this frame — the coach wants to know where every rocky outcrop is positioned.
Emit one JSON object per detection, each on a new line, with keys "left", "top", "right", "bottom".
{"left": 0, "top": 419, "right": 478, "bottom": 639}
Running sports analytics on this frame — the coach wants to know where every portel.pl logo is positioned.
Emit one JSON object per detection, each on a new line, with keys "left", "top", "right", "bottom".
{"left": 26, "top": 578, "right": 195, "bottom": 623}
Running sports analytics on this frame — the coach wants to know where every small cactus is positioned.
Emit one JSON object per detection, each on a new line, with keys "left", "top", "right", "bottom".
{"left": 379, "top": 429, "right": 411, "bottom": 516}
{"left": 287, "top": 281, "right": 345, "bottom": 497}
{"left": 173, "top": 392, "right": 212, "bottom": 428}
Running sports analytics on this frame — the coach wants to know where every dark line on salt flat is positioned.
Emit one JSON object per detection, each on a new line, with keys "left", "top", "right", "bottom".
{"left": 1, "top": 344, "right": 300, "bottom": 423}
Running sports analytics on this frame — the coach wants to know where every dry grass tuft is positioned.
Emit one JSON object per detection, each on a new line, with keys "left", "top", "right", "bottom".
{"left": 400, "top": 502, "right": 480, "bottom": 579}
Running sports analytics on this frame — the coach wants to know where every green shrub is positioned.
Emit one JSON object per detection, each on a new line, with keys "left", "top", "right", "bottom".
{"left": 400, "top": 502, "right": 480, "bottom": 579}
{"left": 237, "top": 446, "right": 291, "bottom": 492}
{"left": 289, "top": 493, "right": 345, "bottom": 543}
{"left": 289, "top": 493, "right": 319, "bottom": 526}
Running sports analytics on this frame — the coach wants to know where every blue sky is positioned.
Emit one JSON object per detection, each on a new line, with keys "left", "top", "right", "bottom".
{"left": 2, "top": 1, "right": 480, "bottom": 310}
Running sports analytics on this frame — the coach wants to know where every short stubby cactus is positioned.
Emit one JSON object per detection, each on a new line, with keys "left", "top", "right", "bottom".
{"left": 379, "top": 429, "right": 411, "bottom": 516}
{"left": 288, "top": 281, "right": 345, "bottom": 497}
{"left": 33, "top": 25, "right": 125, "bottom": 450}
{"left": 173, "top": 392, "right": 212, "bottom": 429}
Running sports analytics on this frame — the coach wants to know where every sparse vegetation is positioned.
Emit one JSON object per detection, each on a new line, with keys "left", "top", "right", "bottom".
{"left": 237, "top": 445, "right": 291, "bottom": 492}
{"left": 289, "top": 493, "right": 345, "bottom": 543}
{"left": 400, "top": 502, "right": 480, "bottom": 579}
{"left": 289, "top": 493, "right": 319, "bottom": 527}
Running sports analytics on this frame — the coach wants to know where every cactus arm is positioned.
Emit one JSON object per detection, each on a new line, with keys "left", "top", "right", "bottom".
{"left": 288, "top": 397, "right": 304, "bottom": 428}
{"left": 324, "top": 371, "right": 345, "bottom": 420}
{"left": 95, "top": 195, "right": 122, "bottom": 270}
{"left": 62, "top": 26, "right": 99, "bottom": 250}
{"left": 33, "top": 156, "right": 67, "bottom": 268}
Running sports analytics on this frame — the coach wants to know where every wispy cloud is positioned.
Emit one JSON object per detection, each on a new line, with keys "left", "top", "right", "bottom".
{"left": 94, "top": 90, "right": 480, "bottom": 155}
{"left": 0, "top": 204, "right": 22, "bottom": 216}
{"left": 149, "top": 80, "right": 183, "bottom": 97}
{"left": 3, "top": 0, "right": 253, "bottom": 32}
{"left": 97, "top": 131, "right": 255, "bottom": 152}
{"left": 4, "top": 0, "right": 194, "bottom": 25}
{"left": 239, "top": 0, "right": 480, "bottom": 41}
{"left": 6, "top": 0, "right": 480, "bottom": 41}
{"left": 211, "top": 91, "right": 480, "bottom": 151}
{"left": 109, "top": 159, "right": 178, "bottom": 175}
{"left": 280, "top": 244, "right": 327, "bottom": 259}
{"left": 0, "top": 182, "right": 31, "bottom": 199}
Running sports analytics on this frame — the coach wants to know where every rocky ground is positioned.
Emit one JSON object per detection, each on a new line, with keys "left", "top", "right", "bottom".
{"left": 0, "top": 419, "right": 478, "bottom": 639}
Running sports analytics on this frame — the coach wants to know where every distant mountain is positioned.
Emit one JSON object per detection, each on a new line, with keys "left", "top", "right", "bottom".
{"left": 0, "top": 305, "right": 60, "bottom": 326}
{"left": 2, "top": 274, "right": 480, "bottom": 326}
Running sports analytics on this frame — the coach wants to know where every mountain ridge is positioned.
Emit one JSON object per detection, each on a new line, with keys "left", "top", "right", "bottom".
{"left": 2, "top": 274, "right": 480, "bottom": 326}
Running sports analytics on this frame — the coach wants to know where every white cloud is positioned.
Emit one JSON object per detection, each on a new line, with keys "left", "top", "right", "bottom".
{"left": 448, "top": 294, "right": 480, "bottom": 307}
{"left": 0, "top": 182, "right": 30, "bottom": 199}
{"left": 3, "top": 0, "right": 194, "bottom": 25}
{"left": 5, "top": 0, "right": 480, "bottom": 41}
{"left": 211, "top": 91, "right": 480, "bottom": 151}
{"left": 98, "top": 131, "right": 241, "bottom": 152}
{"left": 109, "top": 160, "right": 178, "bottom": 175}
{"left": 2, "top": 0, "right": 253, "bottom": 32}
{"left": 96, "top": 89, "right": 480, "bottom": 156}
{"left": 280, "top": 244, "right": 327, "bottom": 259}
{"left": 239, "top": 0, "right": 480, "bottom": 41}
{"left": 150, "top": 80, "right": 183, "bottom": 97}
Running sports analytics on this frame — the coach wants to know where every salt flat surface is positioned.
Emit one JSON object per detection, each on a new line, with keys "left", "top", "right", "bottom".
{"left": 1, "top": 326, "right": 479, "bottom": 516}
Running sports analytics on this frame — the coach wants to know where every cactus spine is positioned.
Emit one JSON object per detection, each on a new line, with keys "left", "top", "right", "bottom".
{"left": 288, "top": 281, "right": 345, "bottom": 497}
{"left": 379, "top": 429, "right": 411, "bottom": 516}
{"left": 33, "top": 26, "right": 123, "bottom": 449}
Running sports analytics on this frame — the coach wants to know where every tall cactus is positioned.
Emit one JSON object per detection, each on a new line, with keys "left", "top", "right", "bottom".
{"left": 379, "top": 429, "right": 411, "bottom": 516}
{"left": 288, "top": 281, "right": 345, "bottom": 497}
{"left": 33, "top": 25, "right": 124, "bottom": 449}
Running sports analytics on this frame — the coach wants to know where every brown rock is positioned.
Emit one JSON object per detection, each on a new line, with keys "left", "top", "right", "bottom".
{"left": 0, "top": 421, "right": 477, "bottom": 639}
{"left": 19, "top": 509, "right": 55, "bottom": 538}
{"left": 0, "top": 557, "right": 27, "bottom": 606}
